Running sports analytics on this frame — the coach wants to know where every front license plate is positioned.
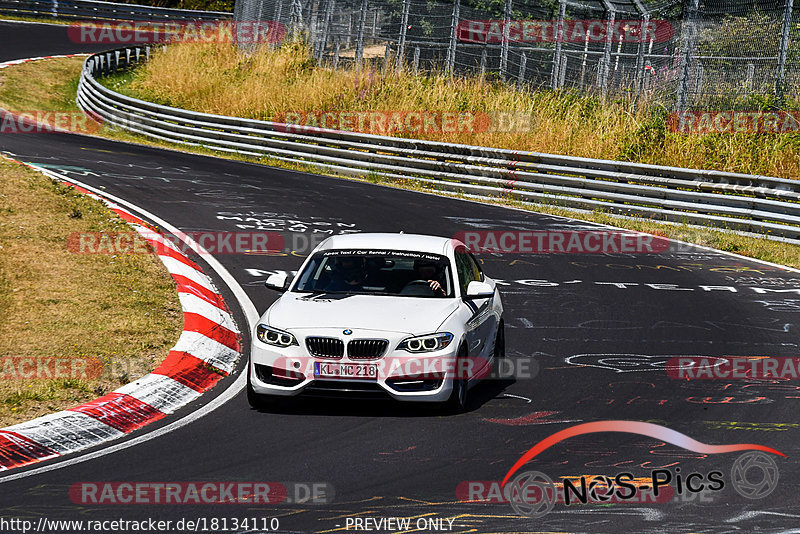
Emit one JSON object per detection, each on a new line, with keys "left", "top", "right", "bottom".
{"left": 314, "top": 362, "right": 377, "bottom": 380}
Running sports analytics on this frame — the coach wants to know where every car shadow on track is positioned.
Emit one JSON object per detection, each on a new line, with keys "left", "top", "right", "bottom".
{"left": 247, "top": 378, "right": 516, "bottom": 418}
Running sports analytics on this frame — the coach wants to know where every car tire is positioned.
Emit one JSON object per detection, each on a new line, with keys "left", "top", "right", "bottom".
{"left": 444, "top": 344, "right": 470, "bottom": 413}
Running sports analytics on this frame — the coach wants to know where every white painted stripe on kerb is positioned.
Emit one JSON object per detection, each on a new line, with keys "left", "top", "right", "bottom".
{"left": 179, "top": 293, "right": 237, "bottom": 332}
{"left": 115, "top": 374, "right": 201, "bottom": 414}
{"left": 171, "top": 331, "right": 239, "bottom": 374}
{"left": 5, "top": 411, "right": 124, "bottom": 454}
{"left": 158, "top": 255, "right": 217, "bottom": 291}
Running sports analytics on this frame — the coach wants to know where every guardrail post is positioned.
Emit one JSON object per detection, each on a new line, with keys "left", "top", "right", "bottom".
{"left": 518, "top": 51, "right": 527, "bottom": 82}
{"left": 355, "top": 0, "right": 368, "bottom": 70}
{"left": 675, "top": 0, "right": 700, "bottom": 112}
{"left": 776, "top": 0, "right": 794, "bottom": 105}
{"left": 413, "top": 46, "right": 420, "bottom": 74}
{"left": 396, "top": 0, "right": 410, "bottom": 70}
{"left": 500, "top": 0, "right": 512, "bottom": 79}
{"left": 446, "top": 0, "right": 460, "bottom": 73}
{"left": 550, "top": 0, "right": 566, "bottom": 89}
{"left": 51, "top": 0, "right": 58, "bottom": 17}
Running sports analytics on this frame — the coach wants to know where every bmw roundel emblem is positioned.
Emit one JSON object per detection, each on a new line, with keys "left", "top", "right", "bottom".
{"left": 343, "top": 329, "right": 353, "bottom": 335}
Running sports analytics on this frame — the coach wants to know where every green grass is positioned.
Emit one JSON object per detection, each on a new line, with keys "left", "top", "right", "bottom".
{"left": 2, "top": 55, "right": 800, "bottom": 275}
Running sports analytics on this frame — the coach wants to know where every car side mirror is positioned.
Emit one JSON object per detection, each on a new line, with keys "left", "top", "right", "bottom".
{"left": 464, "top": 281, "right": 494, "bottom": 300}
{"left": 265, "top": 273, "right": 290, "bottom": 292}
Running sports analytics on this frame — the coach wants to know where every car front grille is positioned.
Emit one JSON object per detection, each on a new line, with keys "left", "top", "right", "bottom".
{"left": 347, "top": 339, "right": 389, "bottom": 359}
{"left": 306, "top": 337, "right": 344, "bottom": 358}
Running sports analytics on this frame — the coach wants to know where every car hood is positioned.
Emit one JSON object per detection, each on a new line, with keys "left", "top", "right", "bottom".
{"left": 265, "top": 293, "right": 460, "bottom": 335}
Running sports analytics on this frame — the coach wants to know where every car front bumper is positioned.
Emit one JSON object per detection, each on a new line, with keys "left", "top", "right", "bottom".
{"left": 249, "top": 328, "right": 462, "bottom": 403}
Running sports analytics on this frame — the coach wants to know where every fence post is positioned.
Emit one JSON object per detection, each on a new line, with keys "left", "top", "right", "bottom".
{"left": 480, "top": 48, "right": 487, "bottom": 77}
{"left": 500, "top": 0, "right": 512, "bottom": 78}
{"left": 746, "top": 62, "right": 755, "bottom": 92}
{"left": 384, "top": 41, "right": 391, "bottom": 70}
{"left": 446, "top": 0, "right": 460, "bottom": 73}
{"left": 580, "top": 31, "right": 589, "bottom": 87}
{"left": 355, "top": 0, "right": 369, "bottom": 70}
{"left": 317, "top": 0, "right": 334, "bottom": 61}
{"left": 271, "top": 0, "right": 283, "bottom": 50}
{"left": 346, "top": 12, "right": 353, "bottom": 48}
{"left": 675, "top": 0, "right": 700, "bottom": 112}
{"left": 551, "top": 0, "right": 566, "bottom": 89}
{"left": 599, "top": 0, "right": 615, "bottom": 98}
{"left": 289, "top": 0, "right": 303, "bottom": 40}
{"left": 333, "top": 40, "right": 341, "bottom": 69}
{"left": 413, "top": 46, "right": 420, "bottom": 74}
{"left": 695, "top": 64, "right": 704, "bottom": 94}
{"left": 396, "top": 0, "right": 410, "bottom": 70}
{"left": 518, "top": 51, "right": 527, "bottom": 82}
{"left": 633, "top": 0, "right": 650, "bottom": 101}
{"left": 51, "top": 0, "right": 57, "bottom": 17}
{"left": 776, "top": 0, "right": 794, "bottom": 105}
{"left": 559, "top": 54, "right": 567, "bottom": 88}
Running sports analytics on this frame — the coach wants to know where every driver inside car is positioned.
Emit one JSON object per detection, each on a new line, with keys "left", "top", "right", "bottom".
{"left": 412, "top": 259, "right": 447, "bottom": 296}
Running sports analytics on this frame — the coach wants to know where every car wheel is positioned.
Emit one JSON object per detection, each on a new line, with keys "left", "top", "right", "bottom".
{"left": 445, "top": 344, "right": 469, "bottom": 413}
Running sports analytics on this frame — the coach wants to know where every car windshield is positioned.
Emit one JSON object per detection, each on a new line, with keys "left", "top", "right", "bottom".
{"left": 292, "top": 249, "right": 454, "bottom": 298}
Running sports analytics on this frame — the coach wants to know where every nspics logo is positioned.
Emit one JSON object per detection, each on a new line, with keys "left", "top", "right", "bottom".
{"left": 491, "top": 421, "right": 784, "bottom": 517}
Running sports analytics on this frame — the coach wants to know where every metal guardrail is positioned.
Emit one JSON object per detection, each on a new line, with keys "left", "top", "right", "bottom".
{"left": 77, "top": 46, "right": 800, "bottom": 242}
{"left": 0, "top": 0, "right": 230, "bottom": 21}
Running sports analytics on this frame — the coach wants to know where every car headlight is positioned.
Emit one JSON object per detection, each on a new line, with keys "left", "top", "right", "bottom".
{"left": 256, "top": 324, "right": 298, "bottom": 347}
{"left": 398, "top": 333, "right": 454, "bottom": 353}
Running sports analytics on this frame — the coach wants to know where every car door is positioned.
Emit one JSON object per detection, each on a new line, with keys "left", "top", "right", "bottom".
{"left": 455, "top": 248, "right": 494, "bottom": 377}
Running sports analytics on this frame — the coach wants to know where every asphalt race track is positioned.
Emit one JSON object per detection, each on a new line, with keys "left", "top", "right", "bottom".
{"left": 1, "top": 21, "right": 800, "bottom": 533}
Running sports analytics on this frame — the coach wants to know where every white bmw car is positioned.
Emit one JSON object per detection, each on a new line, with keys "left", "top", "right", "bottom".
{"left": 247, "top": 233, "right": 504, "bottom": 411}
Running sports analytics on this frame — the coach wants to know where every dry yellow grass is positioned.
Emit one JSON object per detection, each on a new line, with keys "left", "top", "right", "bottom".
{"left": 121, "top": 42, "right": 800, "bottom": 179}
{"left": 0, "top": 159, "right": 182, "bottom": 426}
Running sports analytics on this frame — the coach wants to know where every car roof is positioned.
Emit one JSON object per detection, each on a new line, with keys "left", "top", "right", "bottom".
{"left": 317, "top": 233, "right": 461, "bottom": 256}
